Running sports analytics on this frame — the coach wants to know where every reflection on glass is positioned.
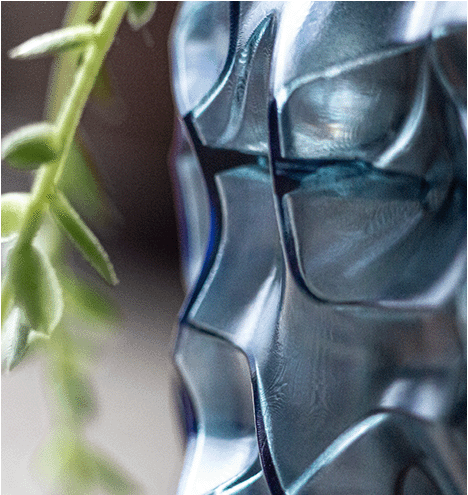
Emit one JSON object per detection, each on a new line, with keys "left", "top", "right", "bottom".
{"left": 170, "top": 2, "right": 466, "bottom": 494}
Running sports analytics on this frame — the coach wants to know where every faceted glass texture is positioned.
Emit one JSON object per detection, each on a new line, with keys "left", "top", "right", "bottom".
{"left": 169, "top": 2, "right": 467, "bottom": 494}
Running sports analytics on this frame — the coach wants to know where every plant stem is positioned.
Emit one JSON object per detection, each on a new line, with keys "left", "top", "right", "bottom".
{"left": 1, "top": 279, "right": 14, "bottom": 328}
{"left": 14, "top": 1, "right": 128, "bottom": 251}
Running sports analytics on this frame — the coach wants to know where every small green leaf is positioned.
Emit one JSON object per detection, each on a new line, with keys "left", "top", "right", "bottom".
{"left": 34, "top": 429, "right": 76, "bottom": 483}
{"left": 9, "top": 25, "right": 96, "bottom": 60}
{"left": 1, "top": 276, "right": 15, "bottom": 327}
{"left": 1, "top": 307, "right": 31, "bottom": 372}
{"left": 127, "top": 1, "right": 156, "bottom": 30}
{"left": 46, "top": 2, "right": 103, "bottom": 119}
{"left": 2, "top": 123, "right": 60, "bottom": 169}
{"left": 34, "top": 429, "right": 95, "bottom": 493}
{"left": 8, "top": 244, "right": 63, "bottom": 335}
{"left": 36, "top": 433, "right": 137, "bottom": 494}
{"left": 66, "top": 450, "right": 98, "bottom": 494}
{"left": 94, "top": 454, "right": 138, "bottom": 494}
{"left": 1, "top": 193, "right": 63, "bottom": 259}
{"left": 58, "top": 135, "right": 114, "bottom": 227}
{"left": 54, "top": 369, "right": 96, "bottom": 421}
{"left": 1, "top": 192, "right": 30, "bottom": 240}
{"left": 48, "top": 190, "right": 119, "bottom": 285}
{"left": 60, "top": 274, "right": 120, "bottom": 324}
{"left": 34, "top": 213, "right": 64, "bottom": 264}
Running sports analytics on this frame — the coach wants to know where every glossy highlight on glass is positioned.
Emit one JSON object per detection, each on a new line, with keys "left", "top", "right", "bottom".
{"left": 169, "top": 2, "right": 467, "bottom": 494}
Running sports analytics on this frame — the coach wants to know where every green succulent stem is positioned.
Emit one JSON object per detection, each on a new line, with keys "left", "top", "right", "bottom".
{"left": 1, "top": 280, "right": 14, "bottom": 327}
{"left": 3, "top": 2, "right": 156, "bottom": 490}
{"left": 12, "top": 1, "right": 128, "bottom": 253}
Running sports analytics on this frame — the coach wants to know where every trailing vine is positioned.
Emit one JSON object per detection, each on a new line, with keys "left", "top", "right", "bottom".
{"left": 2, "top": 2, "right": 157, "bottom": 493}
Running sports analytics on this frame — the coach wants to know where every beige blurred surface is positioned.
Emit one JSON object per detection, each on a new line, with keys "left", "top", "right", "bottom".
{"left": 2, "top": 251, "right": 185, "bottom": 495}
{"left": 2, "top": 2, "right": 186, "bottom": 493}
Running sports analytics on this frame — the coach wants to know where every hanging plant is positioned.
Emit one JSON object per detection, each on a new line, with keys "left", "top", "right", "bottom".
{"left": 2, "top": 2, "right": 157, "bottom": 493}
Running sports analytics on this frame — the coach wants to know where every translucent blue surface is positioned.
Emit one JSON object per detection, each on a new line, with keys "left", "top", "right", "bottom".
{"left": 170, "top": 3, "right": 466, "bottom": 494}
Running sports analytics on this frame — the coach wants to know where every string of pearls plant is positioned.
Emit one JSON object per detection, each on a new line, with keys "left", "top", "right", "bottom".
{"left": 2, "top": 2, "right": 156, "bottom": 493}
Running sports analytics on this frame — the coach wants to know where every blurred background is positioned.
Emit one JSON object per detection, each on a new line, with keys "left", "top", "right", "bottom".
{"left": 2, "top": 2, "right": 186, "bottom": 493}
